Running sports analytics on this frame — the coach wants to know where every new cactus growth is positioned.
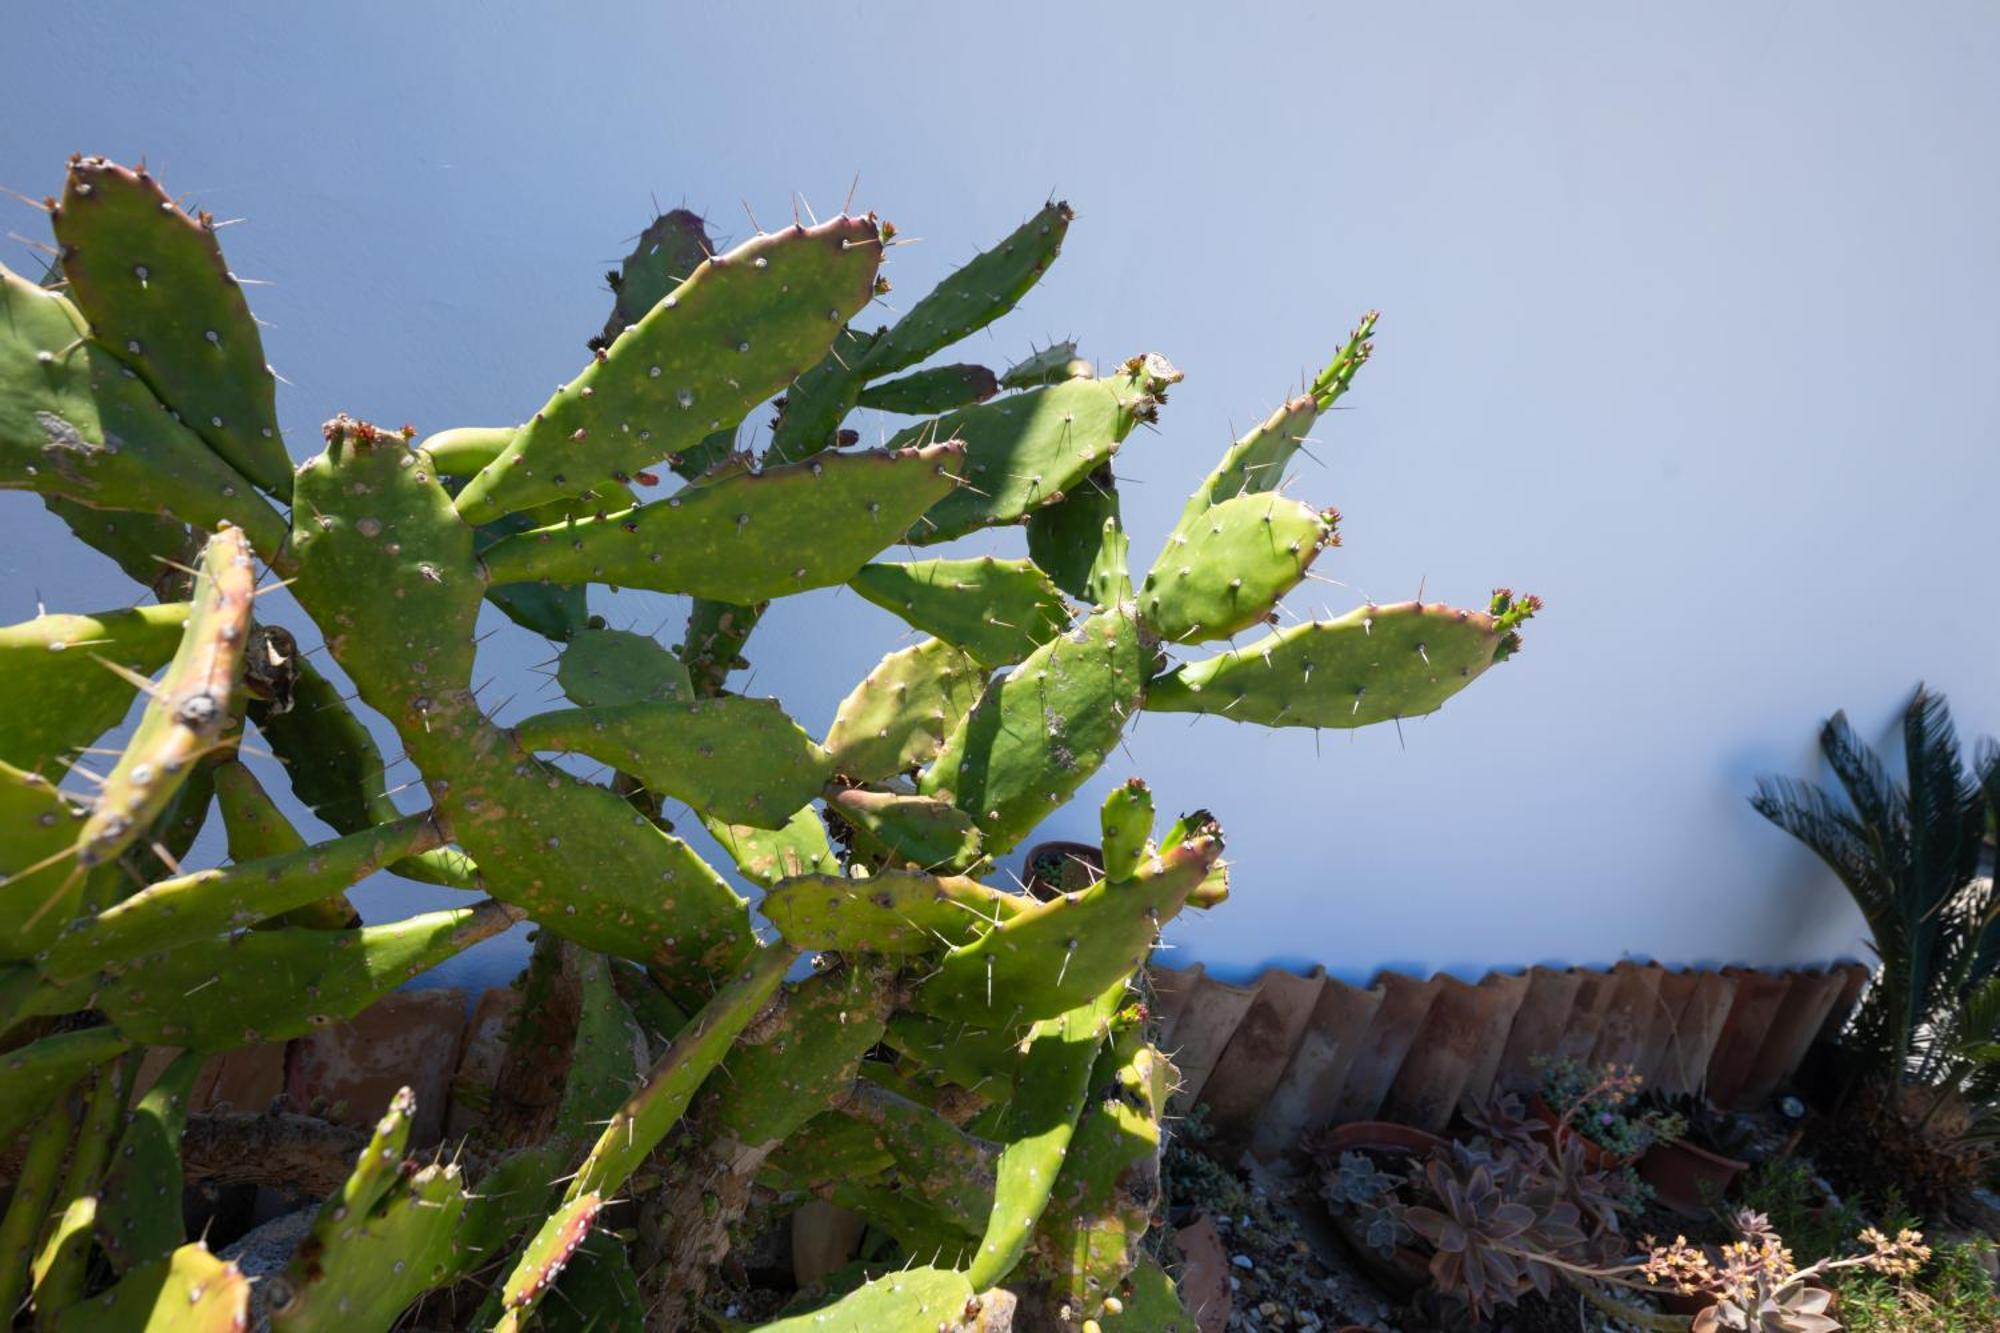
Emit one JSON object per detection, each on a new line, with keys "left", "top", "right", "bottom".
{"left": 0, "top": 153, "right": 1537, "bottom": 1330}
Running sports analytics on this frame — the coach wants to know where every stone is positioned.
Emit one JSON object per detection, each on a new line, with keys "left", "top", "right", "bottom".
{"left": 1174, "top": 1214, "right": 1231, "bottom": 1333}
{"left": 445, "top": 985, "right": 521, "bottom": 1141}
{"left": 284, "top": 988, "right": 467, "bottom": 1145}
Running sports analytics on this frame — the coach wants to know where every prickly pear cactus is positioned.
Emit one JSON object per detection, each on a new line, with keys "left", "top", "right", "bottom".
{"left": 0, "top": 152, "right": 1537, "bottom": 1330}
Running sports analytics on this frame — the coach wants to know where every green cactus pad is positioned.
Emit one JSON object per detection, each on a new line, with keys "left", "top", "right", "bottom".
{"left": 921, "top": 606, "right": 1149, "bottom": 856}
{"left": 96, "top": 1049, "right": 202, "bottom": 1270}
{"left": 1175, "top": 315, "right": 1375, "bottom": 525}
{"left": 1031, "top": 1020, "right": 1171, "bottom": 1316}
{"left": 494, "top": 1192, "right": 602, "bottom": 1333}
{"left": 769, "top": 202, "right": 1073, "bottom": 464}
{"left": 882, "top": 1012, "right": 1032, "bottom": 1097}
{"left": 40, "top": 814, "right": 437, "bottom": 981}
{"left": 1144, "top": 492, "right": 1334, "bottom": 643}
{"left": 850, "top": 557, "right": 1070, "bottom": 668}
{"left": 706, "top": 959, "right": 894, "bottom": 1147}
{"left": 269, "top": 1161, "right": 470, "bottom": 1333}
{"left": 54, "top": 158, "right": 291, "bottom": 495}
{"left": 0, "top": 602, "right": 187, "bottom": 772}
{"left": 0, "top": 266, "right": 286, "bottom": 557}
{"left": 1001, "top": 340, "right": 1094, "bottom": 389}
{"left": 874, "top": 202, "right": 1073, "bottom": 378}
{"left": 826, "top": 785, "right": 986, "bottom": 871}
{"left": 913, "top": 835, "right": 1222, "bottom": 1028}
{"left": 290, "top": 418, "right": 481, "bottom": 725}
{"left": 1100, "top": 1254, "right": 1197, "bottom": 1332}
{"left": 455, "top": 214, "right": 883, "bottom": 524}
{"left": 702, "top": 805, "right": 840, "bottom": 888}
{"left": 556, "top": 625, "right": 693, "bottom": 707}
{"left": 93, "top": 899, "right": 521, "bottom": 1051}
{"left": 74, "top": 525, "right": 255, "bottom": 873}
{"left": 2, "top": 762, "right": 100, "bottom": 960}
{"left": 47, "top": 1241, "right": 250, "bottom": 1333}
{"left": 598, "top": 209, "right": 714, "bottom": 347}
{"left": 966, "top": 982, "right": 1124, "bottom": 1287}
{"left": 761, "top": 869, "right": 1025, "bottom": 953}
{"left": 825, "top": 639, "right": 985, "bottom": 783}
{"left": 0, "top": 1026, "right": 131, "bottom": 1144}
{"left": 762, "top": 1265, "right": 1013, "bottom": 1332}
{"left": 553, "top": 952, "right": 650, "bottom": 1140}
{"left": 857, "top": 363, "right": 1000, "bottom": 415}
{"left": 897, "top": 356, "right": 1180, "bottom": 545}
{"left": 418, "top": 425, "right": 514, "bottom": 477}
{"left": 478, "top": 440, "right": 964, "bottom": 601}
{"left": 1097, "top": 779, "right": 1154, "bottom": 882}
{"left": 566, "top": 943, "right": 793, "bottom": 1201}
{"left": 0, "top": 1100, "right": 73, "bottom": 1318}
{"left": 211, "top": 762, "right": 356, "bottom": 928}
{"left": 244, "top": 658, "right": 397, "bottom": 835}
{"left": 535, "top": 1229, "right": 644, "bottom": 1333}
{"left": 1143, "top": 597, "right": 1533, "bottom": 728}
{"left": 474, "top": 480, "right": 637, "bottom": 642}
{"left": 514, "top": 695, "right": 831, "bottom": 829}
{"left": 843, "top": 1083, "right": 999, "bottom": 1238}
{"left": 1025, "top": 465, "right": 1119, "bottom": 601}
{"left": 765, "top": 1110, "right": 898, "bottom": 1188}
{"left": 40, "top": 495, "right": 197, "bottom": 596}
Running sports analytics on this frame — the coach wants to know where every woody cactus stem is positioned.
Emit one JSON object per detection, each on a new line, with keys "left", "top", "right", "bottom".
{"left": 0, "top": 153, "right": 1539, "bottom": 1332}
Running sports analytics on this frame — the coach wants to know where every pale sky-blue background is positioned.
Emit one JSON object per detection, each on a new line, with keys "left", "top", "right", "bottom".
{"left": 7, "top": 3, "right": 1997, "bottom": 985}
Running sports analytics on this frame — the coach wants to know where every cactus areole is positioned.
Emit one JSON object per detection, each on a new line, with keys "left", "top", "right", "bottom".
{"left": 0, "top": 153, "right": 1538, "bottom": 1330}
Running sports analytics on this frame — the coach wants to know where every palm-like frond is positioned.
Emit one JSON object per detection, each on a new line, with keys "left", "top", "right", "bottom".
{"left": 1753, "top": 687, "right": 2000, "bottom": 1090}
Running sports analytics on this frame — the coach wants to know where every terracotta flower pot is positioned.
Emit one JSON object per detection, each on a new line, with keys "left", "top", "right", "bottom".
{"left": 1637, "top": 1135, "right": 1749, "bottom": 1217}
{"left": 1318, "top": 1121, "right": 1446, "bottom": 1296}
{"left": 1529, "top": 1092, "right": 1638, "bottom": 1170}
{"left": 1022, "top": 839, "right": 1101, "bottom": 899}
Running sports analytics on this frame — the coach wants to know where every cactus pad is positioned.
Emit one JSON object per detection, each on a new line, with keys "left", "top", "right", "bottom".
{"left": 761, "top": 869, "right": 1027, "bottom": 953}
{"left": 850, "top": 557, "right": 1070, "bottom": 668}
{"left": 1097, "top": 779, "right": 1154, "bottom": 882}
{"left": 513, "top": 695, "right": 831, "bottom": 829}
{"left": 921, "top": 606, "right": 1149, "bottom": 856}
{"left": 1144, "top": 596, "right": 1536, "bottom": 728}
{"left": 762, "top": 1265, "right": 1014, "bottom": 1332}
{"left": 0, "top": 266, "right": 286, "bottom": 557}
{"left": 455, "top": 214, "right": 883, "bottom": 523}
{"left": 556, "top": 624, "right": 693, "bottom": 706}
{"left": 75, "top": 524, "right": 254, "bottom": 873}
{"left": 826, "top": 785, "right": 986, "bottom": 871}
{"left": 913, "top": 834, "right": 1222, "bottom": 1028}
{"left": 54, "top": 157, "right": 291, "bottom": 495}
{"left": 93, "top": 900, "right": 521, "bottom": 1051}
{"left": 478, "top": 441, "right": 964, "bottom": 602}
{"left": 0, "top": 602, "right": 188, "bottom": 772}
{"left": 857, "top": 362, "right": 1000, "bottom": 415}
{"left": 1144, "top": 493, "right": 1335, "bottom": 643}
{"left": 47, "top": 1242, "right": 250, "bottom": 1333}
{"left": 825, "top": 639, "right": 986, "bottom": 783}
{"left": 898, "top": 356, "right": 1180, "bottom": 545}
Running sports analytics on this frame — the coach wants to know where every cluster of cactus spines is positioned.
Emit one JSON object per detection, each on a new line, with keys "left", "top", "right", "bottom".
{"left": 0, "top": 151, "right": 1538, "bottom": 1329}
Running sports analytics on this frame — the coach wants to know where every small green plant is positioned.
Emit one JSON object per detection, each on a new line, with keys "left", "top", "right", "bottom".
{"left": 1834, "top": 1236, "right": 2000, "bottom": 1332}
{"left": 1538, "top": 1057, "right": 1686, "bottom": 1158}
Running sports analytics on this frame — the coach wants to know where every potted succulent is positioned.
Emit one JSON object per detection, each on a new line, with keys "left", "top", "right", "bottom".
{"left": 1530, "top": 1058, "right": 1685, "bottom": 1169}
{"left": 1317, "top": 1093, "right": 1649, "bottom": 1325}
{"left": 1635, "top": 1088, "right": 1758, "bottom": 1217}
{"left": 1022, "top": 838, "right": 1104, "bottom": 899}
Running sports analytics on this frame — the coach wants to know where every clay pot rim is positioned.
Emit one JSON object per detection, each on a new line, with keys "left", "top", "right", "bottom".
{"left": 1317, "top": 1120, "right": 1447, "bottom": 1158}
